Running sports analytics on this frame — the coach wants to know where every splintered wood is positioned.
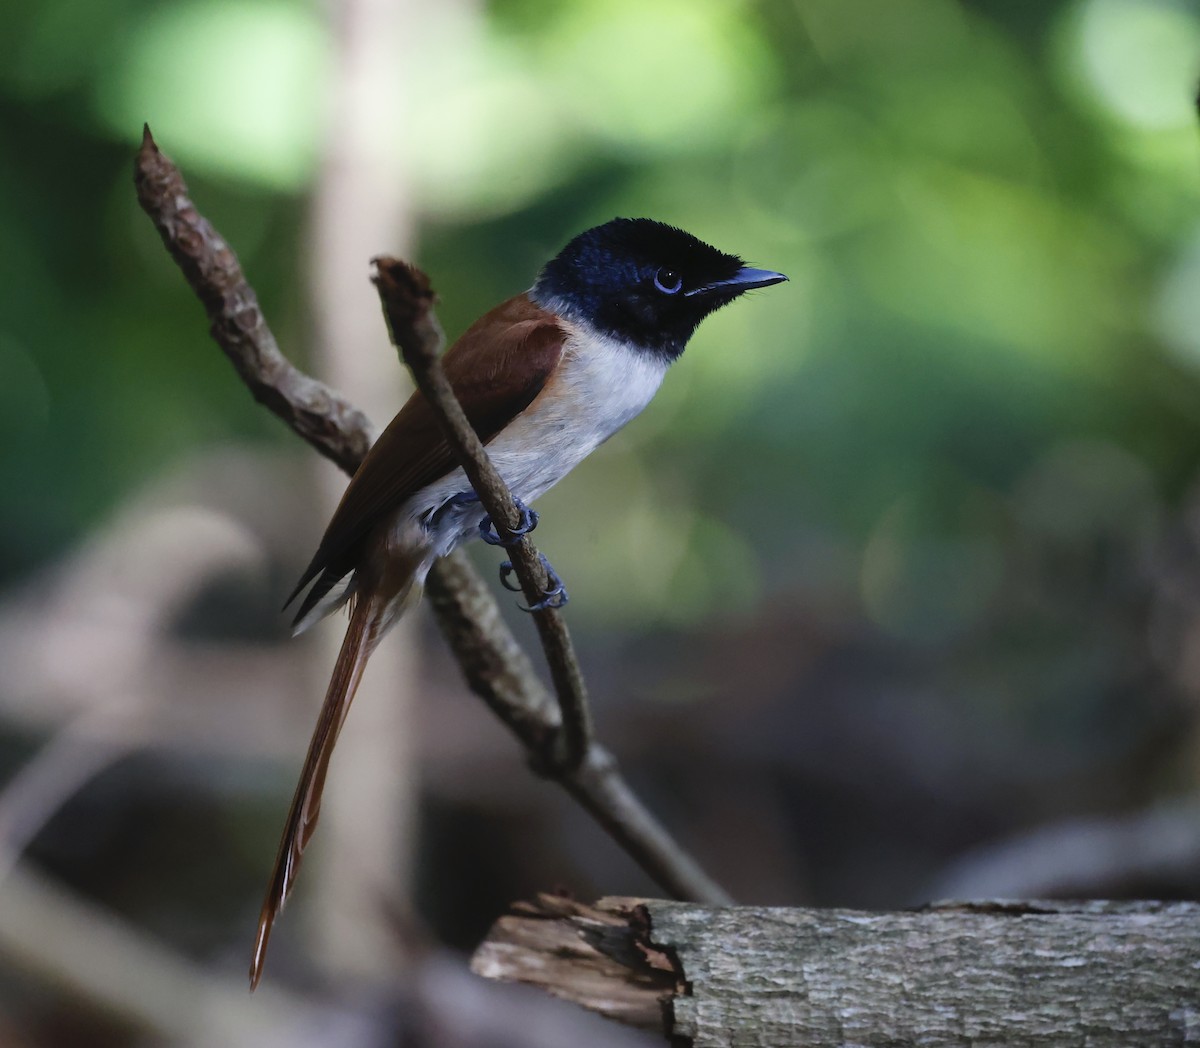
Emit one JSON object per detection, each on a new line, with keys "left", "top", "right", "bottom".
{"left": 470, "top": 894, "right": 680, "bottom": 1032}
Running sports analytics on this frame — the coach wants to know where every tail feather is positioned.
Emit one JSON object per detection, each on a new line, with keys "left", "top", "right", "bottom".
{"left": 287, "top": 566, "right": 349, "bottom": 629}
{"left": 249, "top": 594, "right": 379, "bottom": 990}
{"left": 252, "top": 542, "right": 427, "bottom": 990}
{"left": 290, "top": 571, "right": 354, "bottom": 636}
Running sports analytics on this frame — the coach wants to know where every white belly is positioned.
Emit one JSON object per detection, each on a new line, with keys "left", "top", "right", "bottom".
{"left": 485, "top": 331, "right": 667, "bottom": 499}
{"left": 402, "top": 325, "right": 669, "bottom": 560}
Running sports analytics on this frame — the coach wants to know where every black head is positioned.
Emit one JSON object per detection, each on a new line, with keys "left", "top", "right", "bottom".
{"left": 531, "top": 218, "right": 787, "bottom": 360}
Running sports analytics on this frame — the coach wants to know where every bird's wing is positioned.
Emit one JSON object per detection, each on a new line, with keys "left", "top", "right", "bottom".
{"left": 287, "top": 294, "right": 567, "bottom": 621}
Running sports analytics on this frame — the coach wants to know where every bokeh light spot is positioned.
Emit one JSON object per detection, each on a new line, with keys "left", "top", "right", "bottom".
{"left": 1062, "top": 0, "right": 1200, "bottom": 130}
{"left": 539, "top": 0, "right": 774, "bottom": 155}
{"left": 93, "top": 0, "right": 330, "bottom": 189}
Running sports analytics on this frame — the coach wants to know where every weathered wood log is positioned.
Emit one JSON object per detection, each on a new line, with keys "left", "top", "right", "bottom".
{"left": 470, "top": 894, "right": 1200, "bottom": 1047}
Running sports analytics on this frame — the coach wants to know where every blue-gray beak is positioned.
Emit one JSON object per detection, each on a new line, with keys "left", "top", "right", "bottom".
{"left": 685, "top": 266, "right": 789, "bottom": 297}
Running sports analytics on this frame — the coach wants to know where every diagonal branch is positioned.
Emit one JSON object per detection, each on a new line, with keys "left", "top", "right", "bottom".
{"left": 424, "top": 553, "right": 731, "bottom": 902}
{"left": 134, "top": 126, "right": 730, "bottom": 907}
{"left": 372, "top": 258, "right": 592, "bottom": 771}
{"left": 134, "top": 126, "right": 374, "bottom": 474}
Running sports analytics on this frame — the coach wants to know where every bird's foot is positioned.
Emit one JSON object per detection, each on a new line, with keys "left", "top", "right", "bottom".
{"left": 479, "top": 498, "right": 539, "bottom": 547}
{"left": 499, "top": 554, "right": 569, "bottom": 612}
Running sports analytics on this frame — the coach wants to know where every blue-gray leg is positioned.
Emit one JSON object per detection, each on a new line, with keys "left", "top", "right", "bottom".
{"left": 438, "top": 491, "right": 566, "bottom": 609}
{"left": 500, "top": 554, "right": 569, "bottom": 612}
{"left": 436, "top": 490, "right": 537, "bottom": 545}
{"left": 479, "top": 497, "right": 539, "bottom": 547}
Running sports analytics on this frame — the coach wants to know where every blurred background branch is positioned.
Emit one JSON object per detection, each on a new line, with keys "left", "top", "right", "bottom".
{"left": 930, "top": 793, "right": 1200, "bottom": 900}
{"left": 0, "top": 860, "right": 366, "bottom": 1048}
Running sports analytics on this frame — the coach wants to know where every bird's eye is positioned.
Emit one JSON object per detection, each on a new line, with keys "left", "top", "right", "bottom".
{"left": 653, "top": 268, "right": 683, "bottom": 295}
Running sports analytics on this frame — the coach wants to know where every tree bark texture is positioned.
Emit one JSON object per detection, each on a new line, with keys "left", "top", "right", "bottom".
{"left": 471, "top": 895, "right": 1200, "bottom": 1047}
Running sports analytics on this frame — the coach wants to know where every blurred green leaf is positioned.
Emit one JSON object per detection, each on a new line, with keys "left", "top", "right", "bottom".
{"left": 93, "top": 0, "right": 330, "bottom": 189}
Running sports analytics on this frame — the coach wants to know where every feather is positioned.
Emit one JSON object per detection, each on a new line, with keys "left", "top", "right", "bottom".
{"left": 252, "top": 296, "right": 566, "bottom": 988}
{"left": 284, "top": 295, "right": 566, "bottom": 628}
{"left": 249, "top": 569, "right": 414, "bottom": 990}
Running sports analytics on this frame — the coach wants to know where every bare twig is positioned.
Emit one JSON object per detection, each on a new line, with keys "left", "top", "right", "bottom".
{"left": 424, "top": 555, "right": 731, "bottom": 903}
{"left": 372, "top": 258, "right": 593, "bottom": 770}
{"left": 134, "top": 128, "right": 730, "bottom": 906}
{"left": 134, "top": 125, "right": 375, "bottom": 472}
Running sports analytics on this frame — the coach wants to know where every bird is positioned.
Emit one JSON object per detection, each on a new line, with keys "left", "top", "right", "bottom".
{"left": 249, "top": 217, "right": 786, "bottom": 987}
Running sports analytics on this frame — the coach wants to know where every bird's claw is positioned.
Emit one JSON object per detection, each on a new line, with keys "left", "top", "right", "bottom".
{"left": 499, "top": 560, "right": 521, "bottom": 592}
{"left": 521, "top": 554, "right": 569, "bottom": 613}
{"left": 480, "top": 498, "right": 539, "bottom": 547}
{"left": 498, "top": 554, "right": 569, "bottom": 612}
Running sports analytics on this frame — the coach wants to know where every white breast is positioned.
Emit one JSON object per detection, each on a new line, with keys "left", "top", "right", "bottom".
{"left": 487, "top": 325, "right": 668, "bottom": 500}
{"left": 404, "top": 322, "right": 669, "bottom": 559}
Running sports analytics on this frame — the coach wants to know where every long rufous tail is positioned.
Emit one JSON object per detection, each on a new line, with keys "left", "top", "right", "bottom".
{"left": 249, "top": 591, "right": 383, "bottom": 990}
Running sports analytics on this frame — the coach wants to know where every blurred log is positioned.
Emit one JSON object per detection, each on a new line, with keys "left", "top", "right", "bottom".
{"left": 472, "top": 895, "right": 1200, "bottom": 1047}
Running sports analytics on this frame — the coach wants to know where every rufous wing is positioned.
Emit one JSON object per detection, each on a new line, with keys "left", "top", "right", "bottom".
{"left": 287, "top": 294, "right": 567, "bottom": 623}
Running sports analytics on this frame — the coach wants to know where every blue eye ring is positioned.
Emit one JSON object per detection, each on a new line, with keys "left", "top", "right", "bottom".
{"left": 654, "top": 268, "right": 683, "bottom": 295}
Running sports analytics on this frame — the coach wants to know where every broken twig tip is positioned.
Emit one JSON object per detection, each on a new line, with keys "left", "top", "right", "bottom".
{"left": 371, "top": 256, "right": 437, "bottom": 305}
{"left": 372, "top": 256, "right": 442, "bottom": 364}
{"left": 139, "top": 124, "right": 160, "bottom": 162}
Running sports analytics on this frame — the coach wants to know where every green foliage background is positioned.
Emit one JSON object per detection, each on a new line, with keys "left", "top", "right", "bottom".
{"left": 3, "top": 0, "right": 1200, "bottom": 1030}
{"left": 4, "top": 0, "right": 1200, "bottom": 635}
